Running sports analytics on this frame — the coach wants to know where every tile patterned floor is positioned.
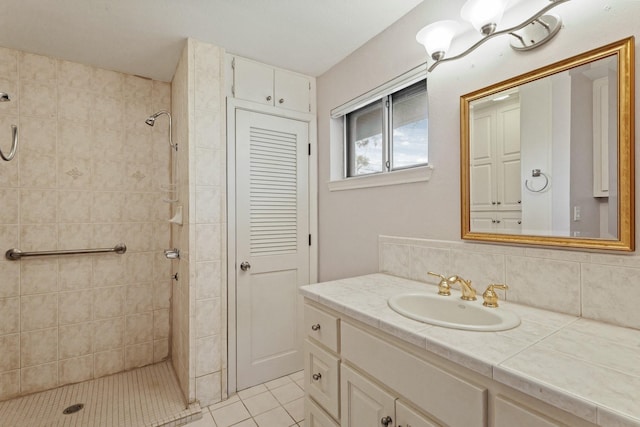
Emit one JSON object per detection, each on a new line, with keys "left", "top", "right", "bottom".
{"left": 0, "top": 363, "right": 304, "bottom": 427}
{"left": 187, "top": 371, "right": 305, "bottom": 427}
{"left": 0, "top": 361, "right": 201, "bottom": 427}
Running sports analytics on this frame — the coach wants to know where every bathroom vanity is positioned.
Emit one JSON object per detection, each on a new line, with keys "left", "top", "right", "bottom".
{"left": 301, "top": 274, "right": 640, "bottom": 427}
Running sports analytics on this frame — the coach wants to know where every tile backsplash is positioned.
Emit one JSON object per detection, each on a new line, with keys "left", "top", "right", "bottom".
{"left": 379, "top": 235, "right": 640, "bottom": 330}
{"left": 0, "top": 46, "right": 172, "bottom": 400}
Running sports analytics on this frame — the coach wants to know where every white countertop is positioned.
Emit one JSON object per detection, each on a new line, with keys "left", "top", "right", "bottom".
{"left": 300, "top": 273, "right": 640, "bottom": 427}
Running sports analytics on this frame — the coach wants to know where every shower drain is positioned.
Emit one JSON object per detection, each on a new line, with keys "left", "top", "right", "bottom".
{"left": 63, "top": 403, "right": 84, "bottom": 415}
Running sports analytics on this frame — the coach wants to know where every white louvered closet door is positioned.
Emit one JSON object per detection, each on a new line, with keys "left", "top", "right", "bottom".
{"left": 236, "top": 109, "right": 309, "bottom": 390}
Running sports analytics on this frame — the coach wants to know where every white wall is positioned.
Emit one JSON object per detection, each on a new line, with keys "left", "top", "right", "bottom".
{"left": 317, "top": 0, "right": 640, "bottom": 282}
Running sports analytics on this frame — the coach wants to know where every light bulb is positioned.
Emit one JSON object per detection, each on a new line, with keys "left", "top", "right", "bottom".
{"left": 416, "top": 20, "right": 459, "bottom": 61}
{"left": 461, "top": 0, "right": 506, "bottom": 36}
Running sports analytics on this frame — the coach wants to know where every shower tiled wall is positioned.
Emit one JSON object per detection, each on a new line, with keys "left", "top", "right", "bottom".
{"left": 0, "top": 47, "right": 172, "bottom": 401}
{"left": 379, "top": 235, "right": 640, "bottom": 330}
{"left": 171, "top": 39, "right": 226, "bottom": 407}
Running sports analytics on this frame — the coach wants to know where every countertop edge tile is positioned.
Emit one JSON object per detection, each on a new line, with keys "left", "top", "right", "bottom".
{"left": 424, "top": 336, "right": 494, "bottom": 377}
{"left": 598, "top": 406, "right": 640, "bottom": 427}
{"left": 492, "top": 364, "right": 598, "bottom": 424}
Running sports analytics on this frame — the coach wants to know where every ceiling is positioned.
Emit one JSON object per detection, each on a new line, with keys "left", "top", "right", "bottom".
{"left": 0, "top": 0, "right": 424, "bottom": 82}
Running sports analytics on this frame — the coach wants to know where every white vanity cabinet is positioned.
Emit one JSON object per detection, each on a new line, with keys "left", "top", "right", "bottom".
{"left": 304, "top": 304, "right": 341, "bottom": 423}
{"left": 469, "top": 98, "right": 522, "bottom": 232}
{"left": 470, "top": 211, "right": 522, "bottom": 233}
{"left": 304, "top": 300, "right": 599, "bottom": 427}
{"left": 341, "top": 364, "right": 395, "bottom": 427}
{"left": 341, "top": 364, "right": 440, "bottom": 427}
{"left": 396, "top": 401, "right": 442, "bottom": 427}
{"left": 493, "top": 396, "right": 568, "bottom": 427}
{"left": 230, "top": 55, "right": 313, "bottom": 113}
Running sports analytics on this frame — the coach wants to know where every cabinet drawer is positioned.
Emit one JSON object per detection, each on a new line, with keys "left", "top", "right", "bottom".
{"left": 397, "top": 400, "right": 442, "bottom": 427}
{"left": 305, "top": 339, "right": 340, "bottom": 420}
{"left": 306, "top": 398, "right": 340, "bottom": 427}
{"left": 341, "top": 322, "right": 487, "bottom": 427}
{"left": 305, "top": 303, "right": 340, "bottom": 352}
{"left": 494, "top": 396, "right": 567, "bottom": 427}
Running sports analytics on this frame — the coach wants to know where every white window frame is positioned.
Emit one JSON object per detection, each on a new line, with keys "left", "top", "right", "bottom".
{"left": 328, "top": 64, "right": 434, "bottom": 191}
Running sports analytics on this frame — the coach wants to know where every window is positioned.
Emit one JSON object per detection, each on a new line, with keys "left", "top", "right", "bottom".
{"left": 345, "top": 79, "right": 428, "bottom": 177}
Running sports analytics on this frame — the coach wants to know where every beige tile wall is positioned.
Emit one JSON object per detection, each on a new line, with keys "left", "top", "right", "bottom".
{"left": 0, "top": 46, "right": 172, "bottom": 401}
{"left": 191, "top": 39, "right": 226, "bottom": 408}
{"left": 379, "top": 235, "right": 640, "bottom": 330}
{"left": 170, "top": 39, "right": 226, "bottom": 408}
{"left": 170, "top": 42, "right": 191, "bottom": 403}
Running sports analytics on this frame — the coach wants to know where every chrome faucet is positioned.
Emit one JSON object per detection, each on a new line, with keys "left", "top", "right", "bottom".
{"left": 164, "top": 248, "right": 180, "bottom": 260}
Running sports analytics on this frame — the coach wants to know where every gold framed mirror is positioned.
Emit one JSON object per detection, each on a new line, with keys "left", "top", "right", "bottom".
{"left": 461, "top": 37, "right": 635, "bottom": 251}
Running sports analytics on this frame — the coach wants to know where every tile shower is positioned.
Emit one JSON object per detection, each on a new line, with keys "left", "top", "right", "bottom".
{"left": 0, "top": 47, "right": 173, "bottom": 400}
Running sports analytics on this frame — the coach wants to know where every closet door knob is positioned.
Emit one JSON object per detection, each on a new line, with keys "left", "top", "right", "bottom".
{"left": 279, "top": 98, "right": 284, "bottom": 104}
{"left": 312, "top": 373, "right": 322, "bottom": 381}
{"left": 381, "top": 416, "right": 393, "bottom": 426}
{"left": 266, "top": 95, "right": 272, "bottom": 101}
{"left": 311, "top": 324, "right": 321, "bottom": 331}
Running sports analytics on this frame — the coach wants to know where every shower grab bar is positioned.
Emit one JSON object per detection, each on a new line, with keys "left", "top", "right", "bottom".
{"left": 0, "top": 125, "right": 18, "bottom": 161}
{"left": 5, "top": 243, "right": 127, "bottom": 261}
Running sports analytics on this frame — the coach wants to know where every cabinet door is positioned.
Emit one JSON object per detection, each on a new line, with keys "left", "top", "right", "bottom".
{"left": 233, "top": 57, "right": 274, "bottom": 106}
{"left": 306, "top": 339, "right": 340, "bottom": 420}
{"left": 341, "top": 364, "right": 396, "bottom": 427}
{"left": 494, "top": 396, "right": 567, "bottom": 427}
{"left": 275, "top": 69, "right": 311, "bottom": 112}
{"left": 498, "top": 212, "right": 522, "bottom": 234}
{"left": 470, "top": 211, "right": 498, "bottom": 232}
{"left": 306, "top": 398, "right": 340, "bottom": 427}
{"left": 470, "top": 108, "right": 497, "bottom": 210}
{"left": 396, "top": 400, "right": 442, "bottom": 427}
{"left": 496, "top": 101, "right": 522, "bottom": 211}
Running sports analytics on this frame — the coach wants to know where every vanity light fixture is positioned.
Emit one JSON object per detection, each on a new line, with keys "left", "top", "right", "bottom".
{"left": 417, "top": 0, "right": 570, "bottom": 72}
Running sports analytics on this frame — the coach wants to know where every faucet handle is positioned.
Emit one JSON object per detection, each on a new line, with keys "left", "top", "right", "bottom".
{"left": 427, "top": 271, "right": 451, "bottom": 296}
{"left": 482, "top": 284, "right": 509, "bottom": 308}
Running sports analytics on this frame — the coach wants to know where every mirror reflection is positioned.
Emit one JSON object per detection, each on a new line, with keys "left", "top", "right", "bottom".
{"left": 461, "top": 37, "right": 634, "bottom": 251}
{"left": 468, "top": 55, "right": 617, "bottom": 238}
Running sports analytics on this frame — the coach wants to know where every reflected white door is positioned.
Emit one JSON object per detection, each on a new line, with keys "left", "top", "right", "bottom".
{"left": 235, "top": 109, "right": 309, "bottom": 390}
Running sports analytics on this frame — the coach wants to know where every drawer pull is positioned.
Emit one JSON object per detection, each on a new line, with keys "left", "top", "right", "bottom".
{"left": 311, "top": 324, "right": 321, "bottom": 331}
{"left": 381, "top": 416, "right": 393, "bottom": 426}
{"left": 312, "top": 373, "right": 322, "bottom": 381}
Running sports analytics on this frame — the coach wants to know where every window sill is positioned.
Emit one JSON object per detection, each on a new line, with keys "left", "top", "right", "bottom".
{"left": 327, "top": 165, "right": 434, "bottom": 192}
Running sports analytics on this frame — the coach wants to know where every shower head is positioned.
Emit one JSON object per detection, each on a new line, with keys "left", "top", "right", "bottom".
{"left": 145, "top": 110, "right": 176, "bottom": 150}
{"left": 0, "top": 92, "right": 11, "bottom": 102}
{"left": 145, "top": 110, "right": 170, "bottom": 127}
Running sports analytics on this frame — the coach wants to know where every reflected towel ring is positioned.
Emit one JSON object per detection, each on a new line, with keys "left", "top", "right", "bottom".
{"left": 525, "top": 169, "right": 549, "bottom": 193}
{"left": 0, "top": 124, "right": 18, "bottom": 162}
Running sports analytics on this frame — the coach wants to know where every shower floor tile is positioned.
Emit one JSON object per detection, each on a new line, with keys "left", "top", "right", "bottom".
{"left": 0, "top": 361, "right": 200, "bottom": 427}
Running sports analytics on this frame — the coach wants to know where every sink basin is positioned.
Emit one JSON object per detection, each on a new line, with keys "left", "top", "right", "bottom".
{"left": 388, "top": 292, "right": 520, "bottom": 332}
